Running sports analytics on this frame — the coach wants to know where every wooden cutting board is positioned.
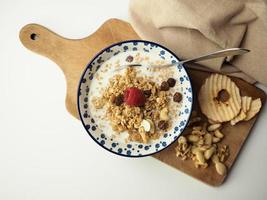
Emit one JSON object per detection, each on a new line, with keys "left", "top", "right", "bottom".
{"left": 19, "top": 18, "right": 266, "bottom": 186}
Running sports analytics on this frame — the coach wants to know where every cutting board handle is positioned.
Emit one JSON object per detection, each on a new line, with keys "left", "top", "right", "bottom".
{"left": 18, "top": 19, "right": 139, "bottom": 121}
{"left": 19, "top": 24, "right": 67, "bottom": 63}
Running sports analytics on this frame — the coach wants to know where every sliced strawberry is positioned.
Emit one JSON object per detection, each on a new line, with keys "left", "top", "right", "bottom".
{"left": 124, "top": 87, "right": 146, "bottom": 106}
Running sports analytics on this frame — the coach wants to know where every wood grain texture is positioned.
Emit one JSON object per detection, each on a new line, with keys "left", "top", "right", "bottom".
{"left": 19, "top": 18, "right": 266, "bottom": 186}
{"left": 153, "top": 69, "right": 266, "bottom": 186}
{"left": 20, "top": 19, "right": 138, "bottom": 118}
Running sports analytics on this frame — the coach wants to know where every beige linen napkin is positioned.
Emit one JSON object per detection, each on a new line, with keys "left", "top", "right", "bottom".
{"left": 129, "top": 0, "right": 267, "bottom": 85}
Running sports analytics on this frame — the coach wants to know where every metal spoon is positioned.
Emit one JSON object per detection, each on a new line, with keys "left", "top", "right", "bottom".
{"left": 115, "top": 48, "right": 249, "bottom": 71}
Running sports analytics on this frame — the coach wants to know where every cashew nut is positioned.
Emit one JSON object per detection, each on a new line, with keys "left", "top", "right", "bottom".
{"left": 160, "top": 107, "right": 169, "bottom": 120}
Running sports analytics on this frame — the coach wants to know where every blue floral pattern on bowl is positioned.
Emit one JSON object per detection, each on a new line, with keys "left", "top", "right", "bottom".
{"left": 77, "top": 40, "right": 193, "bottom": 157}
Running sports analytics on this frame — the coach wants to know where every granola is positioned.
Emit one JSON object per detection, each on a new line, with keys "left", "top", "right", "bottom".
{"left": 92, "top": 67, "right": 179, "bottom": 143}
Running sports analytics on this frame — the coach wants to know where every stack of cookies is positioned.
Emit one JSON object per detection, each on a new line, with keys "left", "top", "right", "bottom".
{"left": 198, "top": 73, "right": 262, "bottom": 125}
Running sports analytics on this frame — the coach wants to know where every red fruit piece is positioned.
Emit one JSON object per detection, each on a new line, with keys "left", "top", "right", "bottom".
{"left": 124, "top": 87, "right": 146, "bottom": 106}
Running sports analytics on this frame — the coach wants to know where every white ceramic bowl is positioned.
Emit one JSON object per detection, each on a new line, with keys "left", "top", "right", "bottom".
{"left": 77, "top": 40, "right": 193, "bottom": 157}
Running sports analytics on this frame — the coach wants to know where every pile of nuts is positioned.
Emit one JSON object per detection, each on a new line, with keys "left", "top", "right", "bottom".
{"left": 175, "top": 111, "right": 229, "bottom": 176}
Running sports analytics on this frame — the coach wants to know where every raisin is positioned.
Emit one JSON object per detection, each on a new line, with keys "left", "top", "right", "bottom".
{"left": 114, "top": 94, "right": 124, "bottom": 106}
{"left": 173, "top": 92, "right": 183, "bottom": 103}
{"left": 143, "top": 89, "right": 152, "bottom": 97}
{"left": 216, "top": 89, "right": 230, "bottom": 103}
{"left": 167, "top": 78, "right": 176, "bottom": 87}
{"left": 126, "top": 55, "right": 134, "bottom": 62}
{"left": 158, "top": 120, "right": 168, "bottom": 130}
{"left": 160, "top": 81, "right": 170, "bottom": 91}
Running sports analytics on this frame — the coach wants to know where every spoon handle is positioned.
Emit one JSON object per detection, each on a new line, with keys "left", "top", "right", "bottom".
{"left": 115, "top": 48, "right": 250, "bottom": 71}
{"left": 180, "top": 48, "right": 249, "bottom": 65}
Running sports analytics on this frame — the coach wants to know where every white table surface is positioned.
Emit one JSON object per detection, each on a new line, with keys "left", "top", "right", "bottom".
{"left": 1, "top": 0, "right": 267, "bottom": 199}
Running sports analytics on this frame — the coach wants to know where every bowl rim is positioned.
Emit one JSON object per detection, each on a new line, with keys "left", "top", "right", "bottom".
{"left": 77, "top": 39, "right": 193, "bottom": 158}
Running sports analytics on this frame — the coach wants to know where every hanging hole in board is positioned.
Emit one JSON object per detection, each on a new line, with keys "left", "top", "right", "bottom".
{"left": 30, "top": 33, "right": 38, "bottom": 40}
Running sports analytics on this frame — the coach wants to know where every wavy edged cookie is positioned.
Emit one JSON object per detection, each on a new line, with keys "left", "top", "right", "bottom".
{"left": 198, "top": 73, "right": 241, "bottom": 123}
